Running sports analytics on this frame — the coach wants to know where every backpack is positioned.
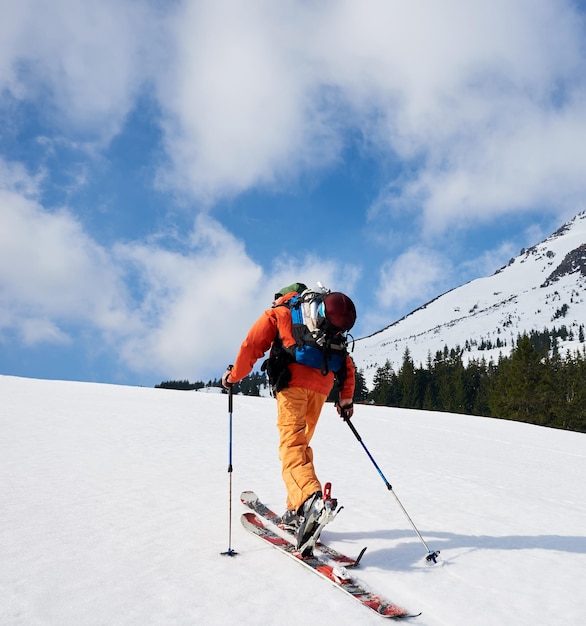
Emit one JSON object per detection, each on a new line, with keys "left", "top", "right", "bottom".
{"left": 263, "top": 286, "right": 356, "bottom": 391}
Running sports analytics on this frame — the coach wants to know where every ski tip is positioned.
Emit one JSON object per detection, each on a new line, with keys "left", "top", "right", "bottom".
{"left": 240, "top": 490, "right": 258, "bottom": 504}
{"left": 241, "top": 511, "right": 263, "bottom": 527}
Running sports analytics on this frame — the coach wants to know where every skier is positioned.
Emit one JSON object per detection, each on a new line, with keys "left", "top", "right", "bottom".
{"left": 222, "top": 282, "right": 356, "bottom": 553}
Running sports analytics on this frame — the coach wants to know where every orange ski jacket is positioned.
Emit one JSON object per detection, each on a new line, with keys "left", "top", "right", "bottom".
{"left": 229, "top": 294, "right": 356, "bottom": 399}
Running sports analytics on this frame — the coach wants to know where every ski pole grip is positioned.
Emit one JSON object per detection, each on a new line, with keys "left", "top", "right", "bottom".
{"left": 227, "top": 364, "right": 234, "bottom": 412}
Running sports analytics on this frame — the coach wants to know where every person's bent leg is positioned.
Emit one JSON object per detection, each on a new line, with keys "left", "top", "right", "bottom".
{"left": 276, "top": 387, "right": 326, "bottom": 511}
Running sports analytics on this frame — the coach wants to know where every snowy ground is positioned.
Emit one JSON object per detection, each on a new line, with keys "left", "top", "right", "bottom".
{"left": 2, "top": 375, "right": 585, "bottom": 625}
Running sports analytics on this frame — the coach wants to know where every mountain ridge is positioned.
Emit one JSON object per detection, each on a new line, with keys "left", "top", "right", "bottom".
{"left": 354, "top": 211, "right": 586, "bottom": 385}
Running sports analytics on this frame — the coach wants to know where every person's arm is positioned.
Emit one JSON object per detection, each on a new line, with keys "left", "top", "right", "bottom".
{"left": 336, "top": 355, "right": 356, "bottom": 418}
{"left": 222, "top": 310, "right": 277, "bottom": 387}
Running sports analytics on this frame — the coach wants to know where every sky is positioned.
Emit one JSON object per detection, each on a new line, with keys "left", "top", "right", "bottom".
{"left": 2, "top": 375, "right": 586, "bottom": 625}
{"left": 2, "top": 0, "right": 586, "bottom": 386}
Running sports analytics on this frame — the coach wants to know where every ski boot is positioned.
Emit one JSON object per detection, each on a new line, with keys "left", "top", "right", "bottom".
{"left": 280, "top": 509, "right": 300, "bottom": 531}
{"left": 297, "top": 482, "right": 340, "bottom": 557}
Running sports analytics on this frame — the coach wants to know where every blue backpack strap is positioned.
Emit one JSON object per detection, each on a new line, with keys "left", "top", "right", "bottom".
{"left": 288, "top": 295, "right": 303, "bottom": 326}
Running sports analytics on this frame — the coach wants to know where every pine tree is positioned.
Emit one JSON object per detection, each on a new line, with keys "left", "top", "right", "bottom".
{"left": 489, "top": 334, "right": 550, "bottom": 425}
{"left": 353, "top": 369, "right": 369, "bottom": 402}
{"left": 369, "top": 361, "right": 395, "bottom": 406}
{"left": 397, "top": 348, "right": 419, "bottom": 408}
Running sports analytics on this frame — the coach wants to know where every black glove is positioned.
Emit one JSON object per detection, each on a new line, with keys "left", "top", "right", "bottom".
{"left": 336, "top": 401, "right": 354, "bottom": 420}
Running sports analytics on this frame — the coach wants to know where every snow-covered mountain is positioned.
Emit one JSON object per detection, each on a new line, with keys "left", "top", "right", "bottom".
{"left": 354, "top": 212, "right": 586, "bottom": 385}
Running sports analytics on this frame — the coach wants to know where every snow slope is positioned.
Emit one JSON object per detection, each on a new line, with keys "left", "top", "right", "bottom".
{"left": 2, "top": 375, "right": 585, "bottom": 625}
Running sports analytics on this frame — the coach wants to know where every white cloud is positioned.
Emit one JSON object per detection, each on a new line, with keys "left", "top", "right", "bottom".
{"left": 459, "top": 241, "right": 519, "bottom": 280}
{"left": 344, "top": 1, "right": 586, "bottom": 233}
{"left": 148, "top": 0, "right": 586, "bottom": 231}
{"left": 114, "top": 216, "right": 362, "bottom": 380}
{"left": 19, "top": 318, "right": 70, "bottom": 346}
{"left": 0, "top": 158, "right": 45, "bottom": 198}
{"left": 0, "top": 156, "right": 362, "bottom": 380}
{"left": 0, "top": 0, "right": 156, "bottom": 140}
{"left": 396, "top": 91, "right": 586, "bottom": 235}
{"left": 3, "top": 0, "right": 586, "bottom": 226}
{"left": 155, "top": 0, "right": 343, "bottom": 202}
{"left": 0, "top": 162, "right": 133, "bottom": 342}
{"left": 270, "top": 254, "right": 360, "bottom": 300}
{"left": 0, "top": 178, "right": 258, "bottom": 379}
{"left": 377, "top": 247, "right": 453, "bottom": 310}
{"left": 112, "top": 214, "right": 264, "bottom": 378}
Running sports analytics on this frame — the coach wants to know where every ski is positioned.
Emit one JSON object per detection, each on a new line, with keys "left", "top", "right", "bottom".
{"left": 240, "top": 489, "right": 367, "bottom": 568}
{"left": 241, "top": 512, "right": 417, "bottom": 619}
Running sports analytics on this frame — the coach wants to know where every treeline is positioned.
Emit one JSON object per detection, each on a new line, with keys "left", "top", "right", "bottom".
{"left": 368, "top": 331, "right": 586, "bottom": 433}
{"left": 156, "top": 372, "right": 269, "bottom": 396}
{"left": 157, "top": 370, "right": 370, "bottom": 401}
{"left": 156, "top": 380, "right": 207, "bottom": 391}
{"left": 155, "top": 329, "right": 586, "bottom": 432}
{"left": 463, "top": 322, "right": 583, "bottom": 353}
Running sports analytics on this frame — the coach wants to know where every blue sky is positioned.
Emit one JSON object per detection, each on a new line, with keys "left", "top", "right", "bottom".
{"left": 2, "top": 0, "right": 586, "bottom": 387}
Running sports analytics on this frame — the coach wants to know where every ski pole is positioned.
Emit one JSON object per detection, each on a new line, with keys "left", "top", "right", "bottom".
{"left": 340, "top": 408, "right": 439, "bottom": 564}
{"left": 221, "top": 368, "right": 238, "bottom": 557}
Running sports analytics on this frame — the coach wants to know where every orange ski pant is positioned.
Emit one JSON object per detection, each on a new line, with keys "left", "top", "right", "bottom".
{"left": 276, "top": 386, "right": 326, "bottom": 512}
